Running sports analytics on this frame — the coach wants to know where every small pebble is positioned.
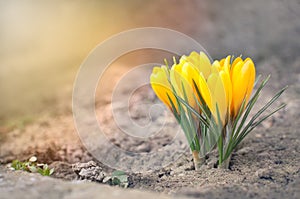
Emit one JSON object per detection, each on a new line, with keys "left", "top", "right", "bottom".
{"left": 29, "top": 156, "right": 37, "bottom": 162}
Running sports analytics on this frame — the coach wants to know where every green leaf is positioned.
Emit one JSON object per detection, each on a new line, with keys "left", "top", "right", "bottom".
{"left": 43, "top": 164, "right": 49, "bottom": 170}
{"left": 49, "top": 168, "right": 55, "bottom": 175}
{"left": 234, "top": 85, "right": 287, "bottom": 147}
{"left": 234, "top": 76, "right": 270, "bottom": 138}
{"left": 223, "top": 76, "right": 270, "bottom": 159}
{"left": 28, "top": 165, "right": 37, "bottom": 173}
{"left": 215, "top": 105, "right": 224, "bottom": 165}
{"left": 11, "top": 160, "right": 23, "bottom": 170}
{"left": 167, "top": 93, "right": 180, "bottom": 121}
{"left": 179, "top": 105, "right": 195, "bottom": 151}
{"left": 112, "top": 170, "right": 126, "bottom": 177}
{"left": 181, "top": 82, "right": 200, "bottom": 151}
{"left": 223, "top": 76, "right": 287, "bottom": 160}
{"left": 175, "top": 94, "right": 210, "bottom": 128}
{"left": 10, "top": 159, "right": 54, "bottom": 176}
{"left": 116, "top": 175, "right": 128, "bottom": 182}
{"left": 192, "top": 80, "right": 211, "bottom": 118}
{"left": 111, "top": 177, "right": 121, "bottom": 185}
{"left": 169, "top": 82, "right": 199, "bottom": 151}
{"left": 110, "top": 170, "right": 129, "bottom": 188}
{"left": 237, "top": 103, "right": 286, "bottom": 145}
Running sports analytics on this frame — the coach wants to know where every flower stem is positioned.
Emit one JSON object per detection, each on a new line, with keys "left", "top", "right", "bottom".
{"left": 218, "top": 153, "right": 232, "bottom": 169}
{"left": 192, "top": 150, "right": 205, "bottom": 170}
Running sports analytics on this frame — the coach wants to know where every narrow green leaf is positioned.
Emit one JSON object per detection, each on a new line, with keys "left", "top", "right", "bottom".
{"left": 248, "top": 86, "right": 287, "bottom": 123}
{"left": 167, "top": 93, "right": 180, "bottom": 121}
{"left": 112, "top": 170, "right": 126, "bottom": 177}
{"left": 224, "top": 76, "right": 271, "bottom": 159}
{"left": 236, "top": 103, "right": 286, "bottom": 146}
{"left": 180, "top": 107, "right": 195, "bottom": 151}
{"left": 175, "top": 94, "right": 210, "bottom": 128}
{"left": 181, "top": 82, "right": 200, "bottom": 151}
{"left": 234, "top": 76, "right": 270, "bottom": 137}
{"left": 192, "top": 80, "right": 211, "bottom": 117}
{"left": 234, "top": 86, "right": 287, "bottom": 149}
{"left": 215, "top": 105, "right": 224, "bottom": 164}
{"left": 164, "top": 59, "right": 169, "bottom": 68}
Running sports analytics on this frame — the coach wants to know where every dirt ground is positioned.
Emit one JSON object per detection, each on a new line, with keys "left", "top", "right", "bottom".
{"left": 0, "top": 55, "right": 299, "bottom": 199}
{"left": 0, "top": 1, "right": 300, "bottom": 199}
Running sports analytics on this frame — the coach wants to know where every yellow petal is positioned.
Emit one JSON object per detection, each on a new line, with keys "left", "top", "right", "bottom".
{"left": 170, "top": 64, "right": 183, "bottom": 96}
{"left": 198, "top": 73, "right": 213, "bottom": 110}
{"left": 212, "top": 60, "right": 221, "bottom": 71}
{"left": 181, "top": 62, "right": 200, "bottom": 87}
{"left": 219, "top": 58, "right": 226, "bottom": 66}
{"left": 231, "top": 57, "right": 243, "bottom": 78}
{"left": 198, "top": 52, "right": 212, "bottom": 79}
{"left": 231, "top": 59, "right": 255, "bottom": 117}
{"left": 223, "top": 55, "right": 231, "bottom": 67}
{"left": 223, "top": 55, "right": 231, "bottom": 73}
{"left": 185, "top": 51, "right": 212, "bottom": 79}
{"left": 219, "top": 70, "right": 232, "bottom": 113}
{"left": 207, "top": 73, "right": 227, "bottom": 124}
{"left": 244, "top": 58, "right": 256, "bottom": 102}
{"left": 232, "top": 57, "right": 243, "bottom": 68}
{"left": 211, "top": 64, "right": 220, "bottom": 74}
{"left": 180, "top": 52, "right": 198, "bottom": 72}
{"left": 170, "top": 63, "right": 197, "bottom": 109}
{"left": 150, "top": 66, "right": 177, "bottom": 111}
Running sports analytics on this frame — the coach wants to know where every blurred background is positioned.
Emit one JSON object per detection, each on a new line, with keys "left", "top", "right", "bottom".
{"left": 0, "top": 0, "right": 299, "bottom": 127}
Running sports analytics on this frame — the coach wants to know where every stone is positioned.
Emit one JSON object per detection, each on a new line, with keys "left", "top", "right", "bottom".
{"left": 0, "top": 166, "right": 171, "bottom": 199}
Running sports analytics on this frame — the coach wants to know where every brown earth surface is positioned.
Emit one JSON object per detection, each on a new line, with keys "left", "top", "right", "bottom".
{"left": 1, "top": 56, "right": 299, "bottom": 199}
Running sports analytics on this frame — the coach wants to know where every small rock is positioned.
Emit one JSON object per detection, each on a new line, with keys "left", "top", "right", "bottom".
{"left": 50, "top": 161, "right": 77, "bottom": 180}
{"left": 29, "top": 156, "right": 37, "bottom": 162}
{"left": 135, "top": 143, "right": 151, "bottom": 153}
{"left": 72, "top": 161, "right": 97, "bottom": 172}
{"left": 78, "top": 168, "right": 106, "bottom": 182}
{"left": 255, "top": 168, "right": 273, "bottom": 181}
{"left": 72, "top": 161, "right": 107, "bottom": 182}
{"left": 255, "top": 133, "right": 262, "bottom": 138}
{"left": 236, "top": 147, "right": 252, "bottom": 155}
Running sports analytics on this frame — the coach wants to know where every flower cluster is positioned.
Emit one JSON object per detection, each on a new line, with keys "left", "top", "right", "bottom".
{"left": 150, "top": 51, "right": 286, "bottom": 169}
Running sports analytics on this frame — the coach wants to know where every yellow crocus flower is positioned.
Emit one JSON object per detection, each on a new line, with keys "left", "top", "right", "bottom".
{"left": 169, "top": 51, "right": 213, "bottom": 112}
{"left": 150, "top": 52, "right": 256, "bottom": 125}
{"left": 149, "top": 51, "right": 283, "bottom": 170}
{"left": 230, "top": 57, "right": 256, "bottom": 118}
{"left": 150, "top": 65, "right": 177, "bottom": 111}
{"left": 198, "top": 70, "right": 227, "bottom": 124}
{"left": 172, "top": 52, "right": 229, "bottom": 124}
{"left": 207, "top": 55, "right": 255, "bottom": 121}
{"left": 181, "top": 51, "right": 212, "bottom": 79}
{"left": 208, "top": 72, "right": 227, "bottom": 123}
{"left": 170, "top": 62, "right": 198, "bottom": 110}
{"left": 212, "top": 56, "right": 232, "bottom": 120}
